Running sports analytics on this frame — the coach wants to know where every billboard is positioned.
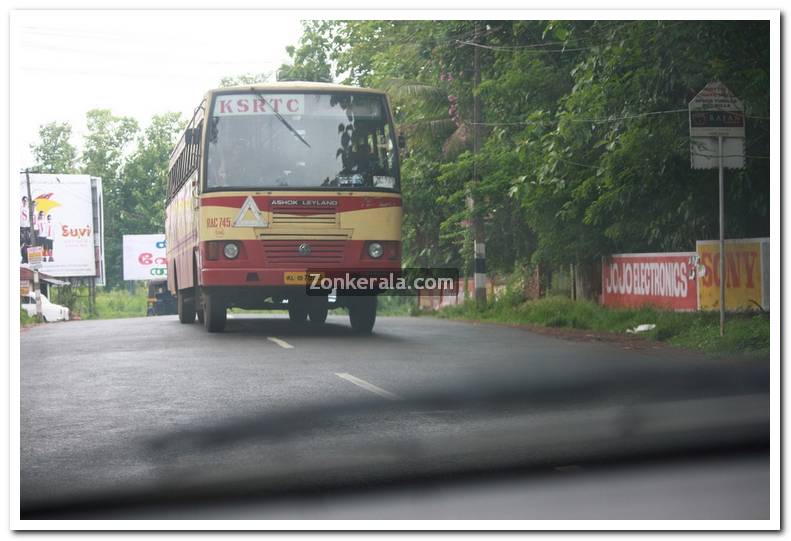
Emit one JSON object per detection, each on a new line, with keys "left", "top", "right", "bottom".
{"left": 123, "top": 234, "right": 167, "bottom": 281}
{"left": 602, "top": 253, "right": 698, "bottom": 311}
{"left": 696, "top": 238, "right": 769, "bottom": 311}
{"left": 19, "top": 174, "right": 100, "bottom": 277}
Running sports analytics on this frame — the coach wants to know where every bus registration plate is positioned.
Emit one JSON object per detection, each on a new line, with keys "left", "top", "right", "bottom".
{"left": 284, "top": 272, "right": 309, "bottom": 285}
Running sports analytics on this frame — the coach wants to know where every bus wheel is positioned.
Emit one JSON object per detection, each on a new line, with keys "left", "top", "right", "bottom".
{"left": 203, "top": 291, "right": 226, "bottom": 333}
{"left": 308, "top": 299, "right": 328, "bottom": 324}
{"left": 348, "top": 296, "right": 377, "bottom": 334}
{"left": 288, "top": 303, "right": 308, "bottom": 324}
{"left": 177, "top": 289, "right": 196, "bottom": 324}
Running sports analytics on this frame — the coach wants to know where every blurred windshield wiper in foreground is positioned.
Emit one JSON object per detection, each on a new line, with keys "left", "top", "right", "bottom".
{"left": 145, "top": 361, "right": 768, "bottom": 454}
{"left": 21, "top": 362, "right": 768, "bottom": 518}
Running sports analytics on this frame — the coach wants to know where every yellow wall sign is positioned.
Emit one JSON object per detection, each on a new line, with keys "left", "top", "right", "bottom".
{"left": 696, "top": 238, "right": 769, "bottom": 311}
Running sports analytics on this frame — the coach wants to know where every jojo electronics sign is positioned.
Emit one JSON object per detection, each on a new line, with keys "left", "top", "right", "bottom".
{"left": 123, "top": 234, "right": 167, "bottom": 280}
{"left": 696, "top": 238, "right": 769, "bottom": 311}
{"left": 602, "top": 252, "right": 698, "bottom": 311}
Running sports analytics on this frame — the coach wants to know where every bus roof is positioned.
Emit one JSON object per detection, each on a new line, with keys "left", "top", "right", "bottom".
{"left": 207, "top": 81, "right": 387, "bottom": 97}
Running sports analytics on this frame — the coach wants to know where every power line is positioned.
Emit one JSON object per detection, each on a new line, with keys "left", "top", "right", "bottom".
{"left": 471, "top": 109, "right": 769, "bottom": 127}
{"left": 456, "top": 39, "right": 591, "bottom": 53}
{"left": 691, "top": 153, "right": 770, "bottom": 159}
{"left": 567, "top": 109, "right": 688, "bottom": 122}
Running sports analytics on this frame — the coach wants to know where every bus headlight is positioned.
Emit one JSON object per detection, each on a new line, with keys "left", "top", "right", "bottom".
{"left": 223, "top": 242, "right": 240, "bottom": 259}
{"left": 367, "top": 242, "right": 384, "bottom": 259}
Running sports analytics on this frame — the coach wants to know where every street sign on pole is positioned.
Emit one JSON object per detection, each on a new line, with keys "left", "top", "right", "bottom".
{"left": 26, "top": 246, "right": 43, "bottom": 269}
{"left": 689, "top": 81, "right": 746, "bottom": 336}
{"left": 690, "top": 81, "right": 746, "bottom": 169}
{"left": 689, "top": 81, "right": 745, "bottom": 138}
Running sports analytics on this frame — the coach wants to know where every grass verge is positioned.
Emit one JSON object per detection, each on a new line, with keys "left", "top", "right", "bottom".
{"left": 432, "top": 295, "right": 769, "bottom": 358}
{"left": 20, "top": 308, "right": 36, "bottom": 326}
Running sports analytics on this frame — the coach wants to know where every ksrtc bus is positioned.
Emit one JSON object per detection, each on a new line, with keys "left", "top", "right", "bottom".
{"left": 165, "top": 83, "right": 402, "bottom": 334}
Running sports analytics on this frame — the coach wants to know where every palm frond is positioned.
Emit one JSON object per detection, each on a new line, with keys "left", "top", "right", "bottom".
{"left": 380, "top": 78, "right": 445, "bottom": 100}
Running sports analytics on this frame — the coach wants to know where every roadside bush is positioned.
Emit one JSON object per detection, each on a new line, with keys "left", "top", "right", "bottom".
{"left": 20, "top": 308, "right": 35, "bottom": 326}
{"left": 434, "top": 293, "right": 769, "bottom": 358}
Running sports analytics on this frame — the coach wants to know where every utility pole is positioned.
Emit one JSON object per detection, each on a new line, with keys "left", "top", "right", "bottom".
{"left": 24, "top": 170, "right": 42, "bottom": 321}
{"left": 472, "top": 21, "right": 487, "bottom": 307}
{"left": 718, "top": 135, "right": 726, "bottom": 336}
{"left": 24, "top": 170, "right": 37, "bottom": 248}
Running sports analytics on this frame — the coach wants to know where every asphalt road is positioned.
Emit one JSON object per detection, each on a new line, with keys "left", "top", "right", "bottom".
{"left": 20, "top": 313, "right": 770, "bottom": 519}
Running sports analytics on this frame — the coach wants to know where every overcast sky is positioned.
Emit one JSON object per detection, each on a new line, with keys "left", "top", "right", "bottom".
{"left": 10, "top": 10, "right": 304, "bottom": 169}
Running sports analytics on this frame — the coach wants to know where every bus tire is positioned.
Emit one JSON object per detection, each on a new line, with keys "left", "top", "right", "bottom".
{"left": 348, "top": 296, "right": 377, "bottom": 334}
{"left": 203, "top": 291, "right": 226, "bottom": 333}
{"left": 308, "top": 300, "right": 328, "bottom": 324}
{"left": 288, "top": 304, "right": 308, "bottom": 324}
{"left": 177, "top": 289, "right": 196, "bottom": 324}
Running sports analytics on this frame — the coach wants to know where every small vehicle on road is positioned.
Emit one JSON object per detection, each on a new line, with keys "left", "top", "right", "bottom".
{"left": 146, "top": 280, "right": 177, "bottom": 316}
{"left": 21, "top": 293, "right": 69, "bottom": 322}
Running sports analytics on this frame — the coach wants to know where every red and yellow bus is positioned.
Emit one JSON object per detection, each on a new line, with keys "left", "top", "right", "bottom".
{"left": 166, "top": 83, "right": 403, "bottom": 334}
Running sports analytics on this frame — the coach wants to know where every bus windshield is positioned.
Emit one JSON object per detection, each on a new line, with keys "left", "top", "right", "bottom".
{"left": 206, "top": 92, "right": 398, "bottom": 191}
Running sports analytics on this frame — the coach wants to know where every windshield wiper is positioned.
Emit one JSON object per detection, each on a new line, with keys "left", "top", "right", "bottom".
{"left": 251, "top": 88, "right": 310, "bottom": 149}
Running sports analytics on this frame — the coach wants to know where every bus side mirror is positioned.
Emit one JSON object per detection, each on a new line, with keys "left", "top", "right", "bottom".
{"left": 398, "top": 133, "right": 407, "bottom": 155}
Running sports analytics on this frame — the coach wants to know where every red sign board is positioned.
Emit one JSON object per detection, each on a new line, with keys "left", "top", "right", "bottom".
{"left": 602, "top": 253, "right": 698, "bottom": 311}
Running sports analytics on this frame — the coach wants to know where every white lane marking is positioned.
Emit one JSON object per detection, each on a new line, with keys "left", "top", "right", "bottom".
{"left": 334, "top": 372, "right": 402, "bottom": 401}
{"left": 267, "top": 336, "right": 294, "bottom": 349}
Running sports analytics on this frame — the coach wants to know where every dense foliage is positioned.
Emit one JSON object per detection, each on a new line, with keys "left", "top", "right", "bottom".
{"left": 279, "top": 20, "right": 770, "bottom": 291}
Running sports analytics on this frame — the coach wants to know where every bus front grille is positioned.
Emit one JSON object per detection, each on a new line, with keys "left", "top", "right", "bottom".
{"left": 261, "top": 240, "right": 346, "bottom": 265}
{"left": 271, "top": 208, "right": 337, "bottom": 227}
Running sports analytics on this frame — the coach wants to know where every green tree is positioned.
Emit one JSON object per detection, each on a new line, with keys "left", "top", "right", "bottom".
{"left": 510, "top": 21, "right": 770, "bottom": 294}
{"left": 121, "top": 112, "right": 185, "bottom": 236}
{"left": 277, "top": 21, "right": 333, "bottom": 82}
{"left": 219, "top": 72, "right": 271, "bottom": 87}
{"left": 81, "top": 109, "right": 140, "bottom": 288}
{"left": 30, "top": 122, "right": 78, "bottom": 173}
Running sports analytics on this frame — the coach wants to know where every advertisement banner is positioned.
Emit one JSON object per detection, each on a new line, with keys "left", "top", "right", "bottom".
{"left": 123, "top": 234, "right": 167, "bottom": 281}
{"left": 696, "top": 238, "right": 769, "bottom": 311}
{"left": 19, "top": 174, "right": 97, "bottom": 277}
{"left": 602, "top": 253, "right": 698, "bottom": 311}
